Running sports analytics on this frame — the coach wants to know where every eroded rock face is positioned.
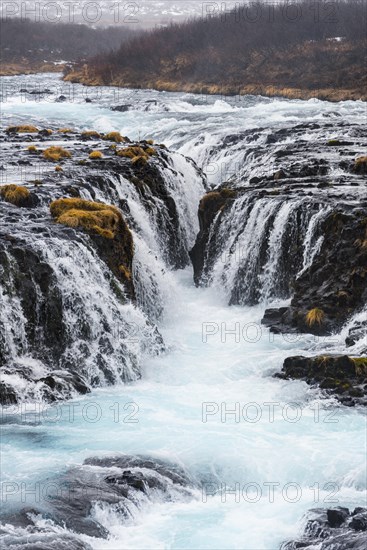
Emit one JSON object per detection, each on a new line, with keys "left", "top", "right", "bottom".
{"left": 262, "top": 208, "right": 367, "bottom": 336}
{"left": 0, "top": 455, "right": 197, "bottom": 543}
{"left": 281, "top": 507, "right": 367, "bottom": 549}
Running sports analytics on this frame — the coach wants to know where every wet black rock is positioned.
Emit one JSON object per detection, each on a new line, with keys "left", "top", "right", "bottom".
{"left": 190, "top": 187, "right": 237, "bottom": 285}
{"left": 346, "top": 320, "right": 367, "bottom": 349}
{"left": 276, "top": 355, "right": 367, "bottom": 406}
{"left": 262, "top": 208, "right": 367, "bottom": 336}
{"left": 111, "top": 104, "right": 132, "bottom": 112}
{"left": 281, "top": 507, "right": 367, "bottom": 549}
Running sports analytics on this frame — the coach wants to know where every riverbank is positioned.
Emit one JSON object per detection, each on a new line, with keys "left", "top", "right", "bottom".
{"left": 0, "top": 62, "right": 65, "bottom": 77}
{"left": 63, "top": 74, "right": 367, "bottom": 102}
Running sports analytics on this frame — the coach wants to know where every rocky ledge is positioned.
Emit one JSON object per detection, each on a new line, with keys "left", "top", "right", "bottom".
{"left": 281, "top": 506, "right": 367, "bottom": 549}
{"left": 277, "top": 355, "right": 367, "bottom": 407}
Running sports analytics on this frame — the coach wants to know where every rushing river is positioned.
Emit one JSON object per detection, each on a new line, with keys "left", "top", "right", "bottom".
{"left": 0, "top": 73, "right": 366, "bottom": 549}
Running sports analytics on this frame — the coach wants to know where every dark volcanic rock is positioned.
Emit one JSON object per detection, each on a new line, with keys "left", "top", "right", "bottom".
{"left": 190, "top": 188, "right": 237, "bottom": 284}
{"left": 281, "top": 507, "right": 367, "bottom": 549}
{"left": 262, "top": 208, "right": 367, "bottom": 336}
{"left": 111, "top": 104, "right": 132, "bottom": 112}
{"left": 276, "top": 355, "right": 367, "bottom": 406}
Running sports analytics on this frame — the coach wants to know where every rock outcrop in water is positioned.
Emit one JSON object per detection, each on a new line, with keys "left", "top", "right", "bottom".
{"left": 281, "top": 507, "right": 367, "bottom": 550}
{"left": 0, "top": 455, "right": 197, "bottom": 547}
{"left": 277, "top": 355, "right": 367, "bottom": 407}
{"left": 0, "top": 128, "right": 205, "bottom": 404}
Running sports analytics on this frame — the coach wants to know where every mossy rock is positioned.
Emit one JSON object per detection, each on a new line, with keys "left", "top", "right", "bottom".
{"left": 43, "top": 146, "right": 71, "bottom": 162}
{"left": 50, "top": 198, "right": 134, "bottom": 297}
{"left": 103, "top": 131, "right": 125, "bottom": 143}
{"left": 6, "top": 125, "right": 38, "bottom": 134}
{"left": 0, "top": 184, "right": 31, "bottom": 207}
{"left": 50, "top": 198, "right": 121, "bottom": 238}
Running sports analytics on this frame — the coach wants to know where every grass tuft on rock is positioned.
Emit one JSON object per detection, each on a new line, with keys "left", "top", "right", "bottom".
{"left": 0, "top": 184, "right": 30, "bottom": 206}
{"left": 354, "top": 156, "right": 367, "bottom": 174}
{"left": 81, "top": 130, "right": 101, "bottom": 139}
{"left": 43, "top": 146, "right": 71, "bottom": 162}
{"left": 6, "top": 125, "right": 38, "bottom": 133}
{"left": 27, "top": 145, "right": 38, "bottom": 153}
{"left": 89, "top": 150, "right": 103, "bottom": 159}
{"left": 103, "top": 131, "right": 125, "bottom": 143}
{"left": 50, "top": 198, "right": 122, "bottom": 239}
{"left": 305, "top": 307, "right": 325, "bottom": 327}
{"left": 116, "top": 145, "right": 156, "bottom": 164}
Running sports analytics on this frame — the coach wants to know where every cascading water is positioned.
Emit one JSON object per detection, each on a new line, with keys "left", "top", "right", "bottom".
{"left": 0, "top": 73, "right": 366, "bottom": 550}
{"left": 199, "top": 194, "right": 331, "bottom": 307}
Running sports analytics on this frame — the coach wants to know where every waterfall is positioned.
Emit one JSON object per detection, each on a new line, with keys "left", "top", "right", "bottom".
{"left": 200, "top": 194, "right": 329, "bottom": 306}
{"left": 0, "top": 144, "right": 206, "bottom": 403}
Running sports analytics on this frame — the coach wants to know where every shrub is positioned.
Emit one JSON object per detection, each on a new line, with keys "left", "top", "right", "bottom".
{"left": 6, "top": 125, "right": 38, "bottom": 133}
{"left": 89, "top": 150, "right": 103, "bottom": 159}
{"left": 305, "top": 308, "right": 325, "bottom": 327}
{"left": 50, "top": 198, "right": 122, "bottom": 239}
{"left": 81, "top": 130, "right": 101, "bottom": 139}
{"left": 43, "top": 146, "right": 72, "bottom": 162}
{"left": 0, "top": 184, "right": 30, "bottom": 206}
{"left": 55, "top": 165, "right": 63, "bottom": 172}
{"left": 27, "top": 145, "right": 38, "bottom": 153}
{"left": 103, "top": 131, "right": 125, "bottom": 143}
{"left": 58, "top": 128, "right": 73, "bottom": 133}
